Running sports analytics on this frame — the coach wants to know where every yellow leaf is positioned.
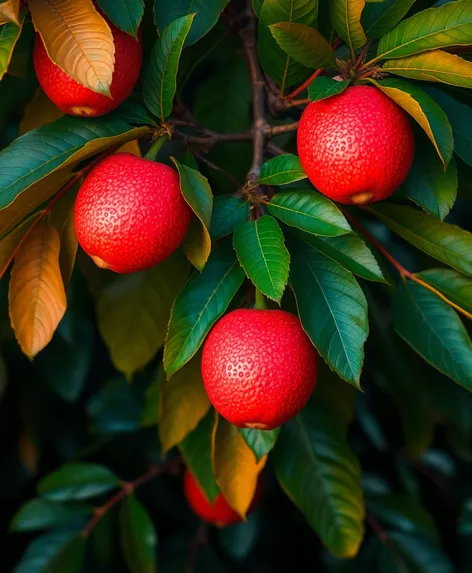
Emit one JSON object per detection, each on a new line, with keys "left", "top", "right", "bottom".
{"left": 117, "top": 139, "right": 141, "bottom": 157}
{"left": 0, "top": 214, "right": 40, "bottom": 276}
{"left": 9, "top": 221, "right": 67, "bottom": 358}
{"left": 51, "top": 187, "right": 79, "bottom": 287}
{"left": 159, "top": 354, "right": 210, "bottom": 454}
{"left": 212, "top": 416, "right": 266, "bottom": 519}
{"left": 19, "top": 89, "right": 64, "bottom": 135}
{"left": 29, "top": 0, "right": 115, "bottom": 95}
{"left": 0, "top": 0, "right": 19, "bottom": 25}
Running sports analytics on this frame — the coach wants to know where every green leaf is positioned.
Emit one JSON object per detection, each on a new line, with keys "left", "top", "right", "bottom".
{"left": 179, "top": 410, "right": 220, "bottom": 503}
{"left": 218, "top": 513, "right": 260, "bottom": 561}
{"left": 38, "top": 463, "right": 120, "bottom": 501}
{"left": 459, "top": 497, "right": 472, "bottom": 535}
{"left": 171, "top": 157, "right": 213, "bottom": 271}
{"left": 381, "top": 531, "right": 453, "bottom": 573}
{"left": 403, "top": 145, "right": 457, "bottom": 221}
{"left": 258, "top": 0, "right": 318, "bottom": 92}
{"left": 257, "top": 154, "right": 307, "bottom": 186}
{"left": 290, "top": 240, "right": 368, "bottom": 387}
{"left": 370, "top": 78, "right": 453, "bottom": 166}
{"left": 376, "top": 1, "right": 472, "bottom": 61}
{"left": 154, "top": 0, "right": 229, "bottom": 46}
{"left": 239, "top": 427, "right": 281, "bottom": 463}
{"left": 46, "top": 535, "right": 86, "bottom": 573}
{"left": 10, "top": 499, "right": 92, "bottom": 532}
{"left": 143, "top": 14, "right": 195, "bottom": 122}
{"left": 97, "top": 252, "right": 189, "bottom": 379}
{"left": 393, "top": 280, "right": 472, "bottom": 390}
{"left": 120, "top": 493, "right": 157, "bottom": 573}
{"left": 210, "top": 195, "right": 250, "bottom": 240}
{"left": 96, "top": 0, "right": 144, "bottom": 37}
{"left": 0, "top": 7, "right": 25, "bottom": 80}
{"left": 293, "top": 228, "right": 386, "bottom": 282}
{"left": 164, "top": 241, "right": 245, "bottom": 377}
{"left": 362, "top": 0, "right": 416, "bottom": 39}
{"left": 268, "top": 189, "right": 351, "bottom": 237}
{"left": 14, "top": 530, "right": 81, "bottom": 573}
{"left": 368, "top": 203, "right": 472, "bottom": 277}
{"left": 269, "top": 22, "right": 336, "bottom": 68}
{"left": 273, "top": 404, "right": 365, "bottom": 558}
{"left": 233, "top": 215, "right": 290, "bottom": 303}
{"left": 417, "top": 268, "right": 472, "bottom": 315}
{"left": 308, "top": 76, "right": 350, "bottom": 102}
{"left": 331, "top": 0, "right": 367, "bottom": 53}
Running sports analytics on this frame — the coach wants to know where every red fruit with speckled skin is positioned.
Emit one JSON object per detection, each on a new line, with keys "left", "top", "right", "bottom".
{"left": 297, "top": 85, "right": 415, "bottom": 205}
{"left": 201, "top": 309, "right": 318, "bottom": 430}
{"left": 33, "top": 22, "right": 142, "bottom": 117}
{"left": 74, "top": 153, "right": 191, "bottom": 274}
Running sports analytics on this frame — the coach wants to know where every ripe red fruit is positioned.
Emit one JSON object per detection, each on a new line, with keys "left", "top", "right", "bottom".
{"left": 184, "top": 469, "right": 261, "bottom": 527}
{"left": 33, "top": 22, "right": 142, "bottom": 117}
{"left": 74, "top": 153, "right": 192, "bottom": 274}
{"left": 297, "top": 85, "right": 415, "bottom": 205}
{"left": 201, "top": 309, "right": 318, "bottom": 430}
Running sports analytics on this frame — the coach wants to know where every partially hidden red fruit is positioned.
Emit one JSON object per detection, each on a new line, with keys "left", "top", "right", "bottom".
{"left": 74, "top": 153, "right": 192, "bottom": 274}
{"left": 184, "top": 469, "right": 261, "bottom": 527}
{"left": 297, "top": 85, "right": 415, "bottom": 205}
{"left": 33, "top": 22, "right": 142, "bottom": 117}
{"left": 201, "top": 309, "right": 318, "bottom": 430}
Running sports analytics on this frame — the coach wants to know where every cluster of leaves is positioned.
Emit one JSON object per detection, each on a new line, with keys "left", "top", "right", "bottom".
{"left": 0, "top": 0, "right": 472, "bottom": 571}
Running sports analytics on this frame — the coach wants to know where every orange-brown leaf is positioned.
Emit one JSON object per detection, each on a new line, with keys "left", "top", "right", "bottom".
{"left": 0, "top": 0, "right": 20, "bottom": 25}
{"left": 19, "top": 88, "right": 64, "bottom": 135}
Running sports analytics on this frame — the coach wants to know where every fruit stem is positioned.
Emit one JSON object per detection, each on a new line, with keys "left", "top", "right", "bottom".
{"left": 353, "top": 41, "right": 373, "bottom": 71}
{"left": 254, "top": 288, "right": 268, "bottom": 310}
{"left": 145, "top": 134, "right": 169, "bottom": 161}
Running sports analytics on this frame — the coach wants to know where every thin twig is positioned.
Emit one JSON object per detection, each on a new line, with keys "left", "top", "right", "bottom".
{"left": 173, "top": 129, "right": 253, "bottom": 146}
{"left": 286, "top": 68, "right": 323, "bottom": 101}
{"left": 195, "top": 153, "right": 241, "bottom": 188}
{"left": 265, "top": 122, "right": 299, "bottom": 137}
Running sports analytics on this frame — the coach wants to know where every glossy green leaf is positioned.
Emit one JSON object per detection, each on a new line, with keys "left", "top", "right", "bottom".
{"left": 179, "top": 410, "right": 220, "bottom": 503}
{"left": 46, "top": 535, "right": 86, "bottom": 573}
{"left": 368, "top": 203, "right": 472, "bottom": 276}
{"left": 403, "top": 145, "right": 457, "bottom": 221}
{"left": 290, "top": 240, "right": 368, "bottom": 386}
{"left": 331, "top": 0, "right": 367, "bottom": 53}
{"left": 96, "top": 0, "right": 144, "bottom": 37}
{"left": 362, "top": 0, "right": 416, "bottom": 39}
{"left": 233, "top": 215, "right": 290, "bottom": 303}
{"left": 257, "top": 154, "right": 307, "bottom": 186}
{"left": 210, "top": 195, "right": 250, "bottom": 240}
{"left": 377, "top": 1, "right": 472, "bottom": 61}
{"left": 120, "top": 493, "right": 157, "bottom": 573}
{"left": 154, "top": 0, "right": 229, "bottom": 46}
{"left": 273, "top": 404, "right": 365, "bottom": 558}
{"left": 164, "top": 242, "right": 245, "bottom": 377}
{"left": 143, "top": 14, "right": 195, "bottom": 121}
{"left": 268, "top": 189, "right": 351, "bottom": 237}
{"left": 308, "top": 76, "right": 350, "bottom": 102}
{"left": 38, "top": 463, "right": 120, "bottom": 501}
{"left": 269, "top": 22, "right": 336, "bottom": 68}
{"left": 14, "top": 529, "right": 81, "bottom": 573}
{"left": 381, "top": 531, "right": 453, "bottom": 573}
{"left": 10, "top": 499, "right": 92, "bottom": 532}
{"left": 0, "top": 7, "right": 24, "bottom": 80}
{"left": 171, "top": 157, "right": 213, "bottom": 271}
{"left": 393, "top": 280, "right": 472, "bottom": 390}
{"left": 417, "top": 268, "right": 472, "bottom": 315}
{"left": 239, "top": 427, "right": 281, "bottom": 463}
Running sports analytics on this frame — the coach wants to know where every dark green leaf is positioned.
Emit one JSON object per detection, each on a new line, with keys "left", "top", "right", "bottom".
{"left": 47, "top": 535, "right": 86, "bottom": 573}
{"left": 96, "top": 0, "right": 144, "bottom": 37}
{"left": 143, "top": 14, "right": 195, "bottom": 121}
{"left": 239, "top": 427, "right": 280, "bottom": 462}
{"left": 10, "top": 499, "right": 92, "bottom": 532}
{"left": 38, "top": 463, "right": 120, "bottom": 501}
{"left": 393, "top": 280, "right": 472, "bottom": 390}
{"left": 362, "top": 0, "right": 416, "bottom": 39}
{"left": 308, "top": 76, "right": 350, "bottom": 102}
{"left": 381, "top": 531, "right": 453, "bottom": 573}
{"left": 290, "top": 240, "right": 368, "bottom": 387}
{"left": 14, "top": 529, "right": 81, "bottom": 573}
{"left": 459, "top": 497, "right": 472, "bottom": 535}
{"left": 141, "top": 377, "right": 159, "bottom": 428}
{"left": 331, "top": 0, "right": 367, "bottom": 52}
{"left": 0, "top": 8, "right": 25, "bottom": 80}
{"left": 417, "top": 268, "right": 472, "bottom": 315}
{"left": 218, "top": 513, "right": 260, "bottom": 561}
{"left": 257, "top": 154, "right": 307, "bottom": 186}
{"left": 210, "top": 195, "right": 250, "bottom": 240}
{"left": 120, "top": 493, "right": 157, "bottom": 573}
{"left": 268, "top": 189, "right": 351, "bottom": 237}
{"left": 368, "top": 203, "right": 472, "bottom": 276}
{"left": 164, "top": 241, "right": 245, "bottom": 377}
{"left": 233, "top": 215, "right": 290, "bottom": 303}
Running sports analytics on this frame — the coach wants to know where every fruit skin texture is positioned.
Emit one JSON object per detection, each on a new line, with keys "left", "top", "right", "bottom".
{"left": 297, "top": 85, "right": 415, "bottom": 205}
{"left": 201, "top": 309, "right": 318, "bottom": 430}
{"left": 33, "top": 23, "right": 142, "bottom": 117}
{"left": 74, "top": 153, "right": 192, "bottom": 274}
{"left": 184, "top": 469, "right": 261, "bottom": 527}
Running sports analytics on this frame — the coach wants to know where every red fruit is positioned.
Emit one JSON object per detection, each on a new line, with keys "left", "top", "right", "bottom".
{"left": 74, "top": 153, "right": 192, "bottom": 274}
{"left": 297, "top": 85, "right": 415, "bottom": 205}
{"left": 33, "top": 22, "right": 142, "bottom": 117}
{"left": 201, "top": 309, "right": 318, "bottom": 430}
{"left": 184, "top": 469, "right": 261, "bottom": 527}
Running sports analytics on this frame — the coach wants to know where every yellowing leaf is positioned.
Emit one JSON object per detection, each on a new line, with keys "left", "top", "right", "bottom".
{"left": 331, "top": 0, "right": 367, "bottom": 53}
{"left": 0, "top": 7, "right": 25, "bottom": 79}
{"left": 117, "top": 139, "right": 141, "bottom": 156}
{"left": 9, "top": 221, "right": 67, "bottom": 358}
{"left": 29, "top": 0, "right": 115, "bottom": 95}
{"left": 159, "top": 355, "right": 210, "bottom": 454}
{"left": 0, "top": 214, "right": 40, "bottom": 277}
{"left": 212, "top": 416, "right": 266, "bottom": 518}
{"left": 0, "top": 0, "right": 19, "bottom": 25}
{"left": 19, "top": 89, "right": 64, "bottom": 135}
